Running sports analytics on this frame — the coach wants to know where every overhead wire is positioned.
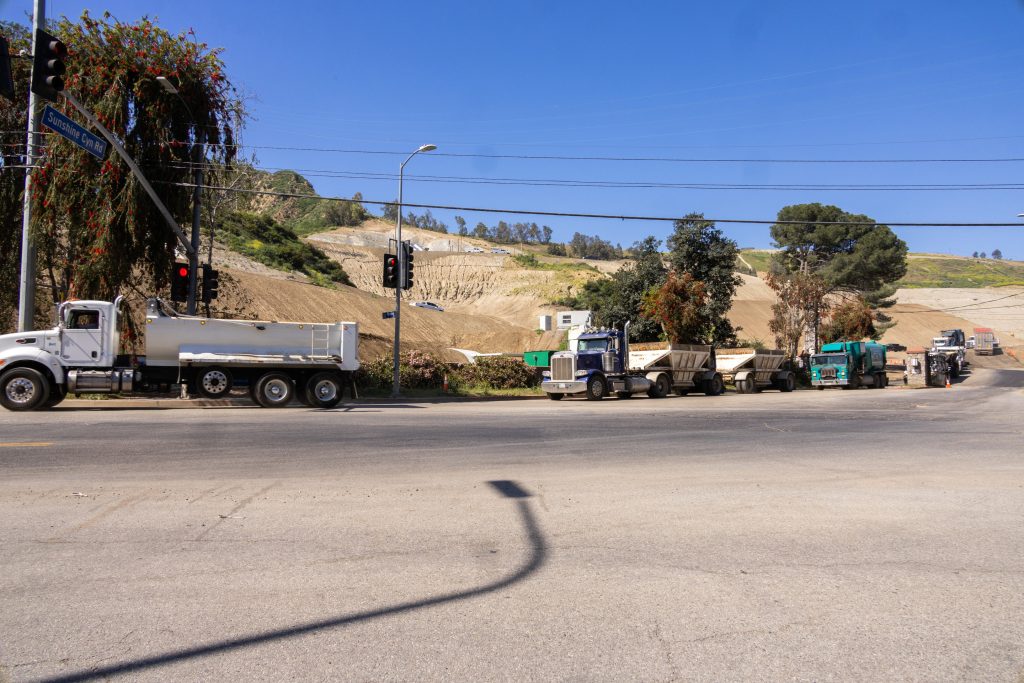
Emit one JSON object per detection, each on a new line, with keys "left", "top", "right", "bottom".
{"left": 157, "top": 160, "right": 1024, "bottom": 192}
{"left": 179, "top": 141, "right": 1024, "bottom": 165}
{"left": 152, "top": 180, "right": 1024, "bottom": 228}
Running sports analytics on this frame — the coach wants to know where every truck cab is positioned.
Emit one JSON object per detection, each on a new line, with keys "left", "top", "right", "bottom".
{"left": 809, "top": 352, "right": 851, "bottom": 387}
{"left": 542, "top": 329, "right": 625, "bottom": 400}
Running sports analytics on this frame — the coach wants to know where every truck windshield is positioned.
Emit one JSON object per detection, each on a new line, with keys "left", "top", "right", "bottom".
{"left": 812, "top": 354, "right": 846, "bottom": 366}
{"left": 577, "top": 338, "right": 609, "bottom": 352}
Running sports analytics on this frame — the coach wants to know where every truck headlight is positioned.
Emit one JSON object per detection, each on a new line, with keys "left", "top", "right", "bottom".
{"left": 575, "top": 370, "right": 588, "bottom": 377}
{"left": 541, "top": 370, "right": 550, "bottom": 378}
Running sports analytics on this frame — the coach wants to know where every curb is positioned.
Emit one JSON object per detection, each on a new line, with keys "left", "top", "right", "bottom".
{"left": 56, "top": 394, "right": 550, "bottom": 409}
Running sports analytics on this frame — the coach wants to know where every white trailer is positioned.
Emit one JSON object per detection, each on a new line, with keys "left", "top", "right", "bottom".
{"left": 0, "top": 297, "right": 359, "bottom": 411}
{"left": 715, "top": 348, "right": 795, "bottom": 393}
{"left": 627, "top": 342, "right": 724, "bottom": 396}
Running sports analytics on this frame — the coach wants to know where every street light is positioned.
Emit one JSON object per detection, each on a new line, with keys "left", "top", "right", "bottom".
{"left": 392, "top": 143, "right": 437, "bottom": 397}
{"left": 158, "top": 76, "right": 204, "bottom": 315}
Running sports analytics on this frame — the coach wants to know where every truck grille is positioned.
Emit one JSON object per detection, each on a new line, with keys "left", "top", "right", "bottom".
{"left": 551, "top": 355, "right": 575, "bottom": 382}
{"left": 820, "top": 367, "right": 837, "bottom": 379}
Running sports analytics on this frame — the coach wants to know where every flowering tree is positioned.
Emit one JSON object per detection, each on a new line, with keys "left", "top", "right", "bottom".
{"left": 28, "top": 12, "right": 243, "bottom": 309}
{"left": 639, "top": 271, "right": 707, "bottom": 344}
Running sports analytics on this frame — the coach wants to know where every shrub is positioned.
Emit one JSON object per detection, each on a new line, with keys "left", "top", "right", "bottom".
{"left": 356, "top": 350, "right": 447, "bottom": 390}
{"left": 453, "top": 357, "right": 538, "bottom": 389}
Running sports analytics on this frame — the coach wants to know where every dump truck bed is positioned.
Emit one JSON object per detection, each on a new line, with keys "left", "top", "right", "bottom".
{"left": 145, "top": 314, "right": 359, "bottom": 371}
{"left": 628, "top": 343, "right": 712, "bottom": 387}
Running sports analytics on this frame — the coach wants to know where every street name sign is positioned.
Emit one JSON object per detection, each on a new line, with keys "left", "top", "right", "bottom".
{"left": 40, "top": 105, "right": 108, "bottom": 159}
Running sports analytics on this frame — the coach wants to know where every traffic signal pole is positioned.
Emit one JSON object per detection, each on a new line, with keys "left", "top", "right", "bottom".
{"left": 187, "top": 128, "right": 204, "bottom": 315}
{"left": 17, "top": 0, "right": 45, "bottom": 332}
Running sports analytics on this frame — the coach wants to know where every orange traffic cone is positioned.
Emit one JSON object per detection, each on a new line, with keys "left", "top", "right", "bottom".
{"left": 945, "top": 376, "right": 951, "bottom": 389}
{"left": 443, "top": 374, "right": 449, "bottom": 393}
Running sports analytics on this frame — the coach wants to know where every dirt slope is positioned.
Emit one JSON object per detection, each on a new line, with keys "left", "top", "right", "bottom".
{"left": 210, "top": 227, "right": 1022, "bottom": 367}
{"left": 216, "top": 269, "right": 563, "bottom": 361}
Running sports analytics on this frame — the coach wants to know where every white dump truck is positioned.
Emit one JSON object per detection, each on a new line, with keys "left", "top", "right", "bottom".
{"left": 0, "top": 297, "right": 359, "bottom": 411}
{"left": 715, "top": 348, "right": 796, "bottom": 393}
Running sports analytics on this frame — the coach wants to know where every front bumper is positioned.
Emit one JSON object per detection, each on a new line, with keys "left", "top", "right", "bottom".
{"left": 812, "top": 378, "right": 848, "bottom": 386}
{"left": 542, "top": 380, "right": 587, "bottom": 394}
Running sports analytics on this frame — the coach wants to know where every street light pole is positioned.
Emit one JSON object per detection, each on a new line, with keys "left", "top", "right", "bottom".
{"left": 157, "top": 76, "right": 202, "bottom": 315}
{"left": 392, "top": 144, "right": 436, "bottom": 398}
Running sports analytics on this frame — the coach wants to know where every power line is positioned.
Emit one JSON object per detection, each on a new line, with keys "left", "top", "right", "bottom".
{"left": 155, "top": 180, "right": 1024, "bottom": 228}
{"left": 186, "top": 141, "right": 1024, "bottom": 165}
{"left": 160, "top": 160, "right": 1024, "bottom": 192}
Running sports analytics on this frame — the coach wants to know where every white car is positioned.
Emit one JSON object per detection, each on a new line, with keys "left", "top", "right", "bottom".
{"left": 410, "top": 301, "right": 444, "bottom": 312}
{"left": 491, "top": 248, "right": 510, "bottom": 254}
{"left": 465, "top": 247, "right": 484, "bottom": 253}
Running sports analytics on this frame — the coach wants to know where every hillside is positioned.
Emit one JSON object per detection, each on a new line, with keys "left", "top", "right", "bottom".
{"left": 204, "top": 173, "right": 1022, "bottom": 364}
{"left": 739, "top": 248, "right": 1024, "bottom": 288}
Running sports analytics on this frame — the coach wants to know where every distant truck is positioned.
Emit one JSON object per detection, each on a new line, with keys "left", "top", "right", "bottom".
{"left": 930, "top": 329, "right": 966, "bottom": 377}
{"left": 810, "top": 341, "right": 888, "bottom": 390}
{"left": 715, "top": 348, "right": 796, "bottom": 393}
{"left": 541, "top": 323, "right": 724, "bottom": 400}
{"left": 973, "top": 327, "right": 997, "bottom": 355}
{"left": 0, "top": 297, "right": 359, "bottom": 411}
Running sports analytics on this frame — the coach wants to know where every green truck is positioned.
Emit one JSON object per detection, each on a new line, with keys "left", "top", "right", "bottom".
{"left": 810, "top": 341, "right": 888, "bottom": 390}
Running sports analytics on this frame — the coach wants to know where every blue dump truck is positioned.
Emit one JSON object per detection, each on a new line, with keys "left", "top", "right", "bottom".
{"left": 810, "top": 341, "right": 888, "bottom": 390}
{"left": 540, "top": 323, "right": 724, "bottom": 400}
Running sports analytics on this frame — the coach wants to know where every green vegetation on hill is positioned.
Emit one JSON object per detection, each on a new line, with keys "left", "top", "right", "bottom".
{"left": 249, "top": 170, "right": 369, "bottom": 236}
{"left": 217, "top": 211, "right": 352, "bottom": 287}
{"left": 512, "top": 253, "right": 600, "bottom": 274}
{"left": 737, "top": 249, "right": 774, "bottom": 274}
{"left": 898, "top": 255, "right": 1024, "bottom": 288}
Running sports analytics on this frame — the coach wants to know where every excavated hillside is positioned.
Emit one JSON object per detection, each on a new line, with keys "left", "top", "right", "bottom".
{"left": 305, "top": 220, "right": 606, "bottom": 329}
{"left": 205, "top": 206, "right": 1023, "bottom": 366}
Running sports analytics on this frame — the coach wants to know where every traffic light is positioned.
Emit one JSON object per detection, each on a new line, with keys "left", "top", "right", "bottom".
{"left": 171, "top": 263, "right": 190, "bottom": 302}
{"left": 31, "top": 29, "right": 67, "bottom": 102}
{"left": 402, "top": 241, "right": 415, "bottom": 290}
{"left": 201, "top": 264, "right": 219, "bottom": 303}
{"left": 382, "top": 253, "right": 398, "bottom": 288}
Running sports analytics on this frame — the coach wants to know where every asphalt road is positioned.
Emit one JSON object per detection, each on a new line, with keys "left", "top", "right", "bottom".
{"left": 2, "top": 369, "right": 1024, "bottom": 682}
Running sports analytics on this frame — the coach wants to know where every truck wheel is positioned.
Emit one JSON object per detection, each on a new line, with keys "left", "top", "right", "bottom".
{"left": 736, "top": 377, "right": 754, "bottom": 394}
{"left": 586, "top": 374, "right": 606, "bottom": 401}
{"left": 305, "top": 372, "right": 344, "bottom": 409}
{"left": 547, "top": 392, "right": 564, "bottom": 401}
{"left": 705, "top": 374, "right": 724, "bottom": 396}
{"left": 197, "top": 366, "right": 233, "bottom": 399}
{"left": 647, "top": 373, "right": 671, "bottom": 398}
{"left": 43, "top": 383, "right": 68, "bottom": 408}
{"left": 779, "top": 373, "right": 795, "bottom": 393}
{"left": 253, "top": 372, "right": 294, "bottom": 408}
{"left": 1, "top": 367, "right": 50, "bottom": 411}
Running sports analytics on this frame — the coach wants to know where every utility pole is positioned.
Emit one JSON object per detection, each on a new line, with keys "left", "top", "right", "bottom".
{"left": 187, "top": 128, "right": 204, "bottom": 315}
{"left": 17, "top": 0, "right": 44, "bottom": 332}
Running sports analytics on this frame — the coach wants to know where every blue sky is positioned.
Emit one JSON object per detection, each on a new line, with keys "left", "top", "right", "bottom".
{"left": 4, "top": 0, "right": 1024, "bottom": 259}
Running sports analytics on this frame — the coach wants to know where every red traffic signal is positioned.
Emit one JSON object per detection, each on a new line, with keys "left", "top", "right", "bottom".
{"left": 382, "top": 253, "right": 398, "bottom": 288}
{"left": 171, "top": 262, "right": 190, "bottom": 302}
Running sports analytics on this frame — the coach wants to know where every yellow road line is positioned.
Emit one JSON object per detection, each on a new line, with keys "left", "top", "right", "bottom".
{"left": 0, "top": 442, "right": 52, "bottom": 447}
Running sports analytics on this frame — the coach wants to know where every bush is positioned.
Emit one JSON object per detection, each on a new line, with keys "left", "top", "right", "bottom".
{"left": 356, "top": 350, "right": 447, "bottom": 391}
{"left": 453, "top": 357, "right": 538, "bottom": 389}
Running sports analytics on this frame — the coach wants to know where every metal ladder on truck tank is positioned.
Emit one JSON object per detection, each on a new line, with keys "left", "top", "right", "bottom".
{"left": 310, "top": 324, "right": 331, "bottom": 359}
